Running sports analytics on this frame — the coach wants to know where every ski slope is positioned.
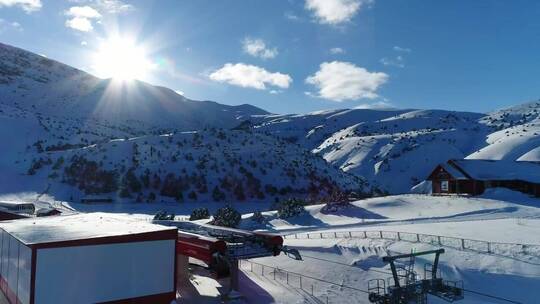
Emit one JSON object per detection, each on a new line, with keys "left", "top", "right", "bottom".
{"left": 234, "top": 192, "right": 540, "bottom": 304}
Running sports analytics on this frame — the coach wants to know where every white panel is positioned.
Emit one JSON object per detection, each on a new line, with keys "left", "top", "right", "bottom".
{"left": 0, "top": 231, "right": 8, "bottom": 281}
{"left": 7, "top": 237, "right": 18, "bottom": 299}
{"left": 0, "top": 230, "right": 5, "bottom": 280}
{"left": 17, "top": 244, "right": 31, "bottom": 304}
{"left": 35, "top": 240, "right": 175, "bottom": 304}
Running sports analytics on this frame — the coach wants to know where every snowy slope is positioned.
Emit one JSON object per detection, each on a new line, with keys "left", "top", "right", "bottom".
{"left": 255, "top": 103, "right": 540, "bottom": 194}
{"left": 256, "top": 109, "right": 490, "bottom": 193}
{"left": 468, "top": 101, "right": 540, "bottom": 161}
{"left": 0, "top": 42, "right": 267, "bottom": 132}
{"left": 22, "top": 128, "right": 367, "bottom": 203}
{"left": 1, "top": 41, "right": 539, "bottom": 200}
{"left": 234, "top": 192, "right": 540, "bottom": 304}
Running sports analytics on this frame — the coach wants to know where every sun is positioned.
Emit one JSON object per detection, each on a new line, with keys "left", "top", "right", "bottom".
{"left": 93, "top": 37, "right": 153, "bottom": 81}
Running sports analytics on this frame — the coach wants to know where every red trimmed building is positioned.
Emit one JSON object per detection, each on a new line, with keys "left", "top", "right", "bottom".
{"left": 427, "top": 159, "right": 540, "bottom": 197}
{"left": 0, "top": 213, "right": 178, "bottom": 304}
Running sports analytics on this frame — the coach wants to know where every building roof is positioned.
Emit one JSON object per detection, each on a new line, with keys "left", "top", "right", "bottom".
{"left": 439, "top": 163, "right": 469, "bottom": 180}
{"left": 450, "top": 159, "right": 540, "bottom": 184}
{"left": 0, "top": 212, "right": 176, "bottom": 246}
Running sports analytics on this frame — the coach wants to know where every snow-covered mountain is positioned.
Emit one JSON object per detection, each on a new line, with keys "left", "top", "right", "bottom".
{"left": 254, "top": 104, "right": 540, "bottom": 194}
{"left": 0, "top": 42, "right": 267, "bottom": 132}
{"left": 1, "top": 42, "right": 539, "bottom": 200}
{"left": 0, "top": 42, "right": 368, "bottom": 202}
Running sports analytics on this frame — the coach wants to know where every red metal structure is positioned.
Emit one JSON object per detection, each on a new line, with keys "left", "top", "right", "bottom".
{"left": 156, "top": 220, "right": 287, "bottom": 278}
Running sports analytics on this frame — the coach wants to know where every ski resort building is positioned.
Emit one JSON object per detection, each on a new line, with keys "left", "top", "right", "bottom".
{"left": 0, "top": 213, "right": 178, "bottom": 304}
{"left": 427, "top": 159, "right": 540, "bottom": 197}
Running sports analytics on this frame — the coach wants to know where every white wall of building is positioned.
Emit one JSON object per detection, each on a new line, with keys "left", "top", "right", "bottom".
{"left": 0, "top": 230, "right": 31, "bottom": 304}
{"left": 34, "top": 239, "right": 175, "bottom": 304}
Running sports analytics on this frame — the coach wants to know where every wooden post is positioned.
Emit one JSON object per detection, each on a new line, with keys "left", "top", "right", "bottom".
{"left": 363, "top": 231, "right": 367, "bottom": 238}
{"left": 487, "top": 242, "right": 491, "bottom": 254}
{"left": 438, "top": 236, "right": 442, "bottom": 245}
{"left": 397, "top": 232, "right": 401, "bottom": 241}
{"left": 416, "top": 234, "right": 420, "bottom": 242}
{"left": 379, "top": 231, "right": 383, "bottom": 239}
{"left": 348, "top": 231, "right": 352, "bottom": 238}
{"left": 461, "top": 239, "right": 465, "bottom": 250}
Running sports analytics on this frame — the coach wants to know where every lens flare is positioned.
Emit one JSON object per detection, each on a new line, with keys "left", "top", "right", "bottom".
{"left": 93, "top": 37, "right": 154, "bottom": 81}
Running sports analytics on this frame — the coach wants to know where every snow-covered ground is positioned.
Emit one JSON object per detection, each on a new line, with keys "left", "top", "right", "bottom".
{"left": 170, "top": 191, "right": 540, "bottom": 304}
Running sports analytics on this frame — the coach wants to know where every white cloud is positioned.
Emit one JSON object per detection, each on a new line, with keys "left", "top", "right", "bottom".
{"left": 393, "top": 46, "right": 411, "bottom": 53}
{"left": 284, "top": 11, "right": 300, "bottom": 21}
{"left": 209, "top": 63, "right": 292, "bottom": 90}
{"left": 354, "top": 101, "right": 394, "bottom": 110}
{"left": 95, "top": 0, "right": 133, "bottom": 13}
{"left": 381, "top": 47, "right": 411, "bottom": 68}
{"left": 330, "top": 47, "right": 345, "bottom": 54}
{"left": 305, "top": 61, "right": 388, "bottom": 102}
{"left": 380, "top": 56, "right": 404, "bottom": 68}
{"left": 66, "top": 5, "right": 101, "bottom": 18}
{"left": 0, "top": 0, "right": 41, "bottom": 13}
{"left": 0, "top": 19, "right": 23, "bottom": 32}
{"left": 269, "top": 90, "right": 283, "bottom": 94}
{"left": 65, "top": 6, "right": 101, "bottom": 32}
{"left": 305, "top": 0, "right": 372, "bottom": 25}
{"left": 65, "top": 16, "right": 94, "bottom": 32}
{"left": 242, "top": 38, "right": 278, "bottom": 60}
{"left": 81, "top": 40, "right": 88, "bottom": 46}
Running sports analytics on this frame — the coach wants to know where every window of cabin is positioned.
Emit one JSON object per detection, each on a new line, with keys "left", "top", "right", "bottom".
{"left": 441, "top": 180, "right": 449, "bottom": 192}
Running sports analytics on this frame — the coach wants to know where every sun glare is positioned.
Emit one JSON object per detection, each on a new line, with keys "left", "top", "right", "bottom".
{"left": 93, "top": 37, "right": 153, "bottom": 81}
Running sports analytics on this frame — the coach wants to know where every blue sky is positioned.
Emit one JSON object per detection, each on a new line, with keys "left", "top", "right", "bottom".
{"left": 1, "top": 0, "right": 540, "bottom": 114}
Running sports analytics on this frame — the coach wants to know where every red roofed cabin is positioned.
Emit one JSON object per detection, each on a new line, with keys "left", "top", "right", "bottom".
{"left": 427, "top": 159, "right": 540, "bottom": 197}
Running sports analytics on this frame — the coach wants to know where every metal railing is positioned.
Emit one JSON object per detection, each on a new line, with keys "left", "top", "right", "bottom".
{"left": 240, "top": 259, "right": 369, "bottom": 304}
{"left": 283, "top": 230, "right": 540, "bottom": 263}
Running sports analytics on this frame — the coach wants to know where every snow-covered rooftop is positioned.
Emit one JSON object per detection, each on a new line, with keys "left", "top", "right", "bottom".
{"left": 451, "top": 159, "right": 540, "bottom": 183}
{"left": 0, "top": 212, "right": 176, "bottom": 245}
{"left": 440, "top": 163, "right": 468, "bottom": 180}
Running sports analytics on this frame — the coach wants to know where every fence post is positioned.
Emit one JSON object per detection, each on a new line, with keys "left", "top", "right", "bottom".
{"left": 461, "top": 239, "right": 465, "bottom": 250}
{"left": 487, "top": 242, "right": 491, "bottom": 254}
{"left": 286, "top": 272, "right": 289, "bottom": 284}
{"left": 349, "top": 231, "right": 352, "bottom": 238}
{"left": 250, "top": 261, "right": 253, "bottom": 272}
{"left": 311, "top": 284, "right": 314, "bottom": 295}
{"left": 334, "top": 232, "right": 337, "bottom": 238}
{"left": 300, "top": 276, "right": 302, "bottom": 289}
{"left": 320, "top": 233, "right": 323, "bottom": 239}
{"left": 397, "top": 232, "right": 401, "bottom": 241}
{"left": 262, "top": 265, "right": 264, "bottom": 276}
{"left": 438, "top": 236, "right": 442, "bottom": 245}
{"left": 363, "top": 231, "right": 367, "bottom": 238}
{"left": 416, "top": 234, "right": 420, "bottom": 242}
{"left": 307, "top": 234, "right": 310, "bottom": 239}
{"left": 379, "top": 231, "right": 383, "bottom": 239}
{"left": 295, "top": 234, "right": 298, "bottom": 239}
